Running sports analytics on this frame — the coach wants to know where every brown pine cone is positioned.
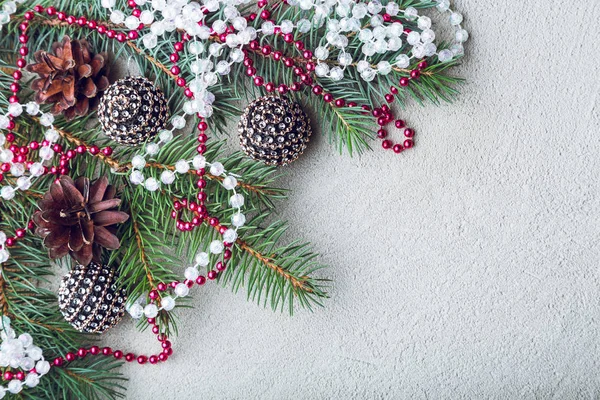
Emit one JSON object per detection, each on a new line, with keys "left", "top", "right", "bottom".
{"left": 26, "top": 36, "right": 110, "bottom": 120}
{"left": 33, "top": 176, "right": 129, "bottom": 266}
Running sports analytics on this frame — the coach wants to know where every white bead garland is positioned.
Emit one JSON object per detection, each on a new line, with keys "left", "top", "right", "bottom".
{"left": 0, "top": 316, "right": 50, "bottom": 397}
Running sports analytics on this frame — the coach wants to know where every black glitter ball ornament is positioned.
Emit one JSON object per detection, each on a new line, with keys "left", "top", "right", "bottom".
{"left": 58, "top": 262, "right": 127, "bottom": 334}
{"left": 238, "top": 95, "right": 311, "bottom": 166}
{"left": 97, "top": 76, "right": 169, "bottom": 146}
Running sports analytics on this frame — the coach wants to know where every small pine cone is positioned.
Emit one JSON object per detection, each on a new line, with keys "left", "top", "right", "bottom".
{"left": 33, "top": 176, "right": 129, "bottom": 266}
{"left": 26, "top": 35, "right": 110, "bottom": 120}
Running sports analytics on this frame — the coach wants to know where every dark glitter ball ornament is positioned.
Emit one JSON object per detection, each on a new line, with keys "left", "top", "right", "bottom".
{"left": 238, "top": 95, "right": 311, "bottom": 166}
{"left": 58, "top": 262, "right": 127, "bottom": 334}
{"left": 97, "top": 76, "right": 169, "bottom": 146}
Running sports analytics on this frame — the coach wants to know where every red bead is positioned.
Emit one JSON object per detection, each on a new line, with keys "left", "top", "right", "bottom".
{"left": 295, "top": 41, "right": 305, "bottom": 51}
{"left": 249, "top": 40, "right": 259, "bottom": 50}
{"left": 149, "top": 355, "right": 158, "bottom": 364}
{"left": 77, "top": 17, "right": 87, "bottom": 26}
{"left": 24, "top": 12, "right": 34, "bottom": 20}
{"left": 176, "top": 77, "right": 186, "bottom": 87}
{"left": 245, "top": 67, "right": 256, "bottom": 76}
{"left": 403, "top": 139, "right": 414, "bottom": 148}
{"left": 147, "top": 317, "right": 156, "bottom": 325}
{"left": 77, "top": 348, "right": 87, "bottom": 358}
{"left": 196, "top": 275, "right": 206, "bottom": 285}
{"left": 170, "top": 66, "right": 180, "bottom": 75}
{"left": 132, "top": 8, "right": 142, "bottom": 17}
{"left": 323, "top": 93, "right": 333, "bottom": 103}
{"left": 284, "top": 58, "right": 294, "bottom": 68}
{"left": 410, "top": 70, "right": 421, "bottom": 79}
{"left": 116, "top": 33, "right": 127, "bottom": 42}
{"left": 157, "top": 282, "right": 167, "bottom": 291}
{"left": 89, "top": 145, "right": 100, "bottom": 155}
{"left": 382, "top": 140, "right": 392, "bottom": 149}
{"left": 395, "top": 120, "right": 406, "bottom": 129}
{"left": 265, "top": 82, "right": 275, "bottom": 92}
{"left": 418, "top": 61, "right": 428, "bottom": 70}
{"left": 16, "top": 59, "right": 26, "bottom": 68}
{"left": 174, "top": 42, "right": 184, "bottom": 52}
{"left": 5, "top": 237, "right": 15, "bottom": 247}
{"left": 207, "top": 270, "right": 218, "bottom": 280}
{"left": 107, "top": 30, "right": 116, "bottom": 39}
{"left": 260, "top": 9, "right": 270, "bottom": 19}
{"left": 253, "top": 76, "right": 264, "bottom": 86}
{"left": 52, "top": 143, "right": 63, "bottom": 153}
{"left": 290, "top": 82, "right": 301, "bottom": 92}
{"left": 277, "top": 84, "right": 288, "bottom": 94}
{"left": 3, "top": 371, "right": 14, "bottom": 381}
{"left": 53, "top": 357, "right": 64, "bottom": 366}
{"left": 66, "top": 16, "right": 75, "bottom": 25}
{"left": 261, "top": 45, "right": 272, "bottom": 56}
{"left": 197, "top": 121, "right": 208, "bottom": 131}
{"left": 334, "top": 99, "right": 345, "bottom": 107}
{"left": 149, "top": 290, "right": 159, "bottom": 300}
{"left": 90, "top": 346, "right": 100, "bottom": 355}
{"left": 377, "top": 116, "right": 387, "bottom": 126}
{"left": 113, "top": 350, "right": 123, "bottom": 359}
{"left": 15, "top": 229, "right": 25, "bottom": 238}
{"left": 399, "top": 77, "right": 409, "bottom": 87}
{"left": 302, "top": 50, "right": 313, "bottom": 59}
{"left": 88, "top": 20, "right": 97, "bottom": 29}
{"left": 125, "top": 353, "right": 135, "bottom": 362}
{"left": 216, "top": 261, "right": 226, "bottom": 271}
{"left": 306, "top": 62, "right": 315, "bottom": 71}
{"left": 390, "top": 86, "right": 399, "bottom": 94}
{"left": 13, "top": 70, "right": 22, "bottom": 80}
{"left": 383, "top": 13, "right": 392, "bottom": 22}
{"left": 377, "top": 129, "right": 387, "bottom": 139}
{"left": 197, "top": 179, "right": 207, "bottom": 189}
{"left": 393, "top": 144, "right": 403, "bottom": 154}
{"left": 97, "top": 25, "right": 107, "bottom": 34}
{"left": 152, "top": 325, "right": 159, "bottom": 334}
{"left": 15, "top": 371, "right": 25, "bottom": 380}
{"left": 283, "top": 33, "right": 294, "bottom": 43}
{"left": 137, "top": 356, "right": 147, "bottom": 364}
{"left": 19, "top": 47, "right": 28, "bottom": 56}
{"left": 197, "top": 144, "right": 206, "bottom": 154}
{"left": 158, "top": 353, "right": 167, "bottom": 362}
{"left": 184, "top": 88, "right": 193, "bottom": 98}
{"left": 385, "top": 94, "right": 394, "bottom": 103}
{"left": 128, "top": 31, "right": 139, "bottom": 40}
{"left": 10, "top": 83, "right": 20, "bottom": 93}
{"left": 76, "top": 145, "right": 86, "bottom": 154}
{"left": 102, "top": 147, "right": 113, "bottom": 156}
{"left": 46, "top": 6, "right": 56, "bottom": 15}
{"left": 57, "top": 11, "right": 66, "bottom": 20}
{"left": 170, "top": 53, "right": 180, "bottom": 63}
{"left": 404, "top": 128, "right": 415, "bottom": 138}
{"left": 272, "top": 51, "right": 282, "bottom": 61}
{"left": 128, "top": 0, "right": 137, "bottom": 7}
{"left": 102, "top": 347, "right": 113, "bottom": 356}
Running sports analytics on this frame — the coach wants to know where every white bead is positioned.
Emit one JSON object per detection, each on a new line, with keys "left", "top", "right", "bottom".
{"left": 0, "top": 133, "right": 4, "bottom": 147}
{"left": 231, "top": 212, "right": 246, "bottom": 228}
{"left": 101, "top": 0, "right": 116, "bottom": 8}
{"left": 144, "top": 177, "right": 159, "bottom": 192}
{"left": 449, "top": 12, "right": 463, "bottom": 26}
{"left": 436, "top": 0, "right": 450, "bottom": 11}
{"left": 395, "top": 54, "right": 410, "bottom": 68}
{"left": 130, "top": 170, "right": 144, "bottom": 185}
{"left": 7, "top": 380, "right": 22, "bottom": 394}
{"left": 174, "top": 283, "right": 189, "bottom": 297}
{"left": 160, "top": 170, "right": 175, "bottom": 185}
{"left": 229, "top": 48, "right": 244, "bottom": 63}
{"left": 195, "top": 252, "right": 209, "bottom": 266}
{"left": 143, "top": 304, "right": 158, "bottom": 318}
{"left": 161, "top": 296, "right": 175, "bottom": 311}
{"left": 412, "top": 44, "right": 426, "bottom": 59}
{"left": 0, "top": 386, "right": 6, "bottom": 399}
{"left": 171, "top": 116, "right": 186, "bottom": 129}
{"left": 407, "top": 31, "right": 420, "bottom": 45}
{"left": 109, "top": 10, "right": 125, "bottom": 24}
{"left": 209, "top": 240, "right": 224, "bottom": 254}
{"left": 361, "top": 68, "right": 376, "bottom": 82}
{"left": 19, "top": 357, "right": 34, "bottom": 371}
{"left": 222, "top": 176, "right": 238, "bottom": 190}
{"left": 0, "top": 249, "right": 9, "bottom": 264}
{"left": 314, "top": 46, "right": 329, "bottom": 60}
{"left": 315, "top": 63, "right": 330, "bottom": 77}
{"left": 455, "top": 29, "right": 469, "bottom": 43}
{"left": 145, "top": 143, "right": 159, "bottom": 156}
{"left": 232, "top": 17, "right": 247, "bottom": 31}
{"left": 404, "top": 6, "right": 418, "bottom": 20}
{"left": 385, "top": 2, "right": 399, "bottom": 16}
{"left": 338, "top": 52, "right": 352, "bottom": 66}
{"left": 140, "top": 10, "right": 154, "bottom": 24}
{"left": 124, "top": 16, "right": 140, "bottom": 30}
{"left": 330, "top": 67, "right": 344, "bottom": 81}
{"left": 0, "top": 149, "right": 13, "bottom": 162}
{"left": 175, "top": 160, "right": 190, "bottom": 174}
{"left": 367, "top": 0, "right": 383, "bottom": 14}
{"left": 223, "top": 229, "right": 237, "bottom": 244}
{"left": 280, "top": 20, "right": 294, "bottom": 34}
{"left": 44, "top": 129, "right": 59, "bottom": 142}
{"left": 451, "top": 43, "right": 465, "bottom": 56}
{"left": 159, "top": 129, "right": 173, "bottom": 143}
{"left": 16, "top": 177, "right": 31, "bottom": 191}
{"left": 229, "top": 193, "right": 244, "bottom": 208}
{"left": 24, "top": 372, "right": 39, "bottom": 388}
{"left": 128, "top": 303, "right": 144, "bottom": 319}
{"left": 216, "top": 60, "right": 231, "bottom": 75}
{"left": 209, "top": 162, "right": 224, "bottom": 176}
{"left": 357, "top": 60, "right": 369, "bottom": 73}
{"left": 297, "top": 19, "right": 311, "bottom": 33}
{"left": 424, "top": 43, "right": 437, "bottom": 57}
{"left": 10, "top": 163, "right": 24, "bottom": 177}
{"left": 192, "top": 155, "right": 206, "bottom": 170}
{"left": 25, "top": 102, "right": 39, "bottom": 115}
{"left": 184, "top": 267, "right": 199, "bottom": 281}
{"left": 39, "top": 113, "right": 54, "bottom": 127}
{"left": 420, "top": 29, "right": 435, "bottom": 44}
{"left": 0, "top": 115, "right": 9, "bottom": 129}
{"left": 377, "top": 60, "right": 392, "bottom": 75}
{"left": 35, "top": 360, "right": 50, "bottom": 375}
{"left": 0, "top": 232, "right": 6, "bottom": 244}
{"left": 387, "top": 37, "right": 402, "bottom": 51}
{"left": 7, "top": 103, "right": 22, "bottom": 117}
{"left": 29, "top": 162, "right": 44, "bottom": 177}
{"left": 27, "top": 346, "right": 42, "bottom": 361}
{"left": 417, "top": 16, "right": 432, "bottom": 30}
{"left": 131, "top": 155, "right": 146, "bottom": 169}
{"left": 142, "top": 33, "right": 158, "bottom": 49}
{"left": 188, "top": 41, "right": 204, "bottom": 55}
{"left": 1, "top": 187, "right": 15, "bottom": 200}
{"left": 438, "top": 49, "right": 454, "bottom": 62}
{"left": 18, "top": 333, "right": 32, "bottom": 348}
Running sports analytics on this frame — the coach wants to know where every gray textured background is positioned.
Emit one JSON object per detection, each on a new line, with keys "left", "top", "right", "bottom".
{"left": 102, "top": 1, "right": 600, "bottom": 398}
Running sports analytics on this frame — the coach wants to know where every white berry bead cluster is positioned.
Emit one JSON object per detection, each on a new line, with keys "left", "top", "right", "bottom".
{"left": 307, "top": 0, "right": 469, "bottom": 82}
{"left": 0, "top": 0, "right": 26, "bottom": 32}
{"left": 0, "top": 103, "right": 61, "bottom": 267}
{"left": 0, "top": 316, "right": 51, "bottom": 398}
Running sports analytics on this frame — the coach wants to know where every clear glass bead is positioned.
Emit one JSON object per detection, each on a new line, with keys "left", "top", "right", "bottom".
{"left": 16, "top": 177, "right": 31, "bottom": 190}
{"left": 404, "top": 6, "right": 418, "bottom": 20}
{"left": 130, "top": 170, "right": 144, "bottom": 185}
{"left": 175, "top": 160, "right": 190, "bottom": 174}
{"left": 159, "top": 129, "right": 173, "bottom": 143}
{"left": 161, "top": 296, "right": 175, "bottom": 311}
{"left": 438, "top": 49, "right": 454, "bottom": 62}
{"left": 195, "top": 252, "right": 209, "bottom": 267}
{"left": 101, "top": 0, "right": 116, "bottom": 8}
{"left": 280, "top": 20, "right": 294, "bottom": 33}
{"left": 140, "top": 10, "right": 154, "bottom": 25}
{"left": 209, "top": 240, "right": 224, "bottom": 254}
{"left": 223, "top": 229, "right": 238, "bottom": 243}
{"left": 160, "top": 170, "right": 175, "bottom": 185}
{"left": 39, "top": 113, "right": 54, "bottom": 127}
{"left": 210, "top": 162, "right": 225, "bottom": 176}
{"left": 385, "top": 2, "right": 399, "bottom": 16}
{"left": 407, "top": 31, "right": 421, "bottom": 45}
{"left": 231, "top": 212, "right": 246, "bottom": 227}
{"left": 25, "top": 102, "right": 39, "bottom": 115}
{"left": 395, "top": 54, "right": 410, "bottom": 68}
{"left": 329, "top": 67, "right": 344, "bottom": 81}
{"left": 455, "top": 29, "right": 469, "bottom": 43}
{"left": 144, "top": 177, "right": 159, "bottom": 192}
{"left": 131, "top": 155, "right": 146, "bottom": 169}
{"left": 174, "top": 283, "right": 189, "bottom": 297}
{"left": 222, "top": 176, "right": 238, "bottom": 190}
{"left": 142, "top": 33, "right": 158, "bottom": 49}
{"left": 143, "top": 304, "right": 158, "bottom": 318}
{"left": 421, "top": 29, "right": 435, "bottom": 44}
{"left": 449, "top": 12, "right": 463, "bottom": 25}
{"left": 184, "top": 267, "right": 199, "bottom": 281}
{"left": 192, "top": 155, "right": 206, "bottom": 170}
{"left": 377, "top": 60, "right": 392, "bottom": 75}
{"left": 0, "top": 249, "right": 9, "bottom": 264}
{"left": 229, "top": 194, "right": 245, "bottom": 208}
{"left": 109, "top": 10, "right": 125, "bottom": 24}
{"left": 314, "top": 46, "right": 329, "bottom": 60}
{"left": 7, "top": 103, "right": 22, "bottom": 117}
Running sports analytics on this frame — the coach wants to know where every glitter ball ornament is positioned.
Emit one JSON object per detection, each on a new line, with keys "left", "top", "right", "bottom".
{"left": 238, "top": 95, "right": 311, "bottom": 166}
{"left": 97, "top": 76, "right": 169, "bottom": 146}
{"left": 58, "top": 262, "right": 127, "bottom": 334}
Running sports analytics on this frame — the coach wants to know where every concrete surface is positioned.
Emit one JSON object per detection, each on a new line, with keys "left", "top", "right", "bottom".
{"left": 103, "top": 1, "right": 600, "bottom": 398}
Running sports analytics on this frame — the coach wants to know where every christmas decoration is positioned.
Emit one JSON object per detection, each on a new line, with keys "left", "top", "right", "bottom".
{"left": 57, "top": 262, "right": 127, "bottom": 333}
{"left": 97, "top": 76, "right": 170, "bottom": 146}
{"left": 0, "top": 0, "right": 469, "bottom": 397}
{"left": 238, "top": 95, "right": 311, "bottom": 166}
{"left": 33, "top": 176, "right": 129, "bottom": 266}
{"left": 25, "top": 35, "right": 110, "bottom": 120}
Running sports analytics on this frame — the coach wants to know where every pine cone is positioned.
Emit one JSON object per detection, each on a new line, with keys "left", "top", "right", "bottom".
{"left": 33, "top": 176, "right": 129, "bottom": 266}
{"left": 25, "top": 36, "right": 110, "bottom": 120}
